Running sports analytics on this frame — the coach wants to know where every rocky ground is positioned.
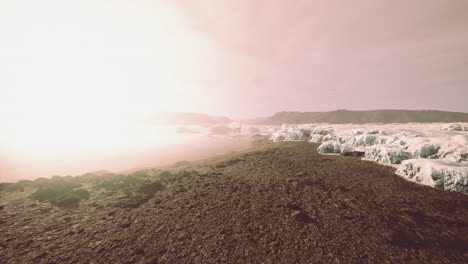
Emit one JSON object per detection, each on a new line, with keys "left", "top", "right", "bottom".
{"left": 1, "top": 136, "right": 467, "bottom": 263}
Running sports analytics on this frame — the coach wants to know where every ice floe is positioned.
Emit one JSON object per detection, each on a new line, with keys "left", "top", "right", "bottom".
{"left": 440, "top": 123, "right": 468, "bottom": 131}
{"left": 396, "top": 159, "right": 468, "bottom": 193}
{"left": 270, "top": 123, "right": 468, "bottom": 193}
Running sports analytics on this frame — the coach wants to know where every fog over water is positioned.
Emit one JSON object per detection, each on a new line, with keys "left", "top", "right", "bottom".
{"left": 0, "top": 123, "right": 255, "bottom": 183}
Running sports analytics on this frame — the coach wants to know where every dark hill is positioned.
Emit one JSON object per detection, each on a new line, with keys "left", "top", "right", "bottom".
{"left": 147, "top": 112, "right": 232, "bottom": 125}
{"left": 261, "top": 109, "right": 468, "bottom": 124}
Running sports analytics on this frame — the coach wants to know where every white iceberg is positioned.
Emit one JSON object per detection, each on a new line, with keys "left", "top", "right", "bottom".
{"left": 396, "top": 159, "right": 468, "bottom": 193}
{"left": 405, "top": 140, "right": 440, "bottom": 158}
{"left": 440, "top": 123, "right": 468, "bottom": 131}
{"left": 309, "top": 134, "right": 325, "bottom": 143}
{"left": 270, "top": 123, "right": 468, "bottom": 193}
{"left": 429, "top": 135, "right": 468, "bottom": 162}
{"left": 365, "top": 145, "right": 411, "bottom": 164}
{"left": 271, "top": 127, "right": 311, "bottom": 142}
{"left": 317, "top": 140, "right": 352, "bottom": 154}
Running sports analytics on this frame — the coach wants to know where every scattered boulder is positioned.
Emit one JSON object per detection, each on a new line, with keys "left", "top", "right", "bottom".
{"left": 159, "top": 171, "right": 175, "bottom": 184}
{"left": 29, "top": 184, "right": 89, "bottom": 209}
{"left": 114, "top": 195, "right": 151, "bottom": 209}
{"left": 72, "top": 189, "right": 91, "bottom": 200}
{"left": 94, "top": 180, "right": 118, "bottom": 191}
{"left": 290, "top": 210, "right": 314, "bottom": 223}
{"left": 119, "top": 221, "right": 132, "bottom": 228}
{"left": 138, "top": 181, "right": 165, "bottom": 195}
{"left": 56, "top": 196, "right": 80, "bottom": 209}
{"left": 0, "top": 183, "right": 24, "bottom": 192}
{"left": 34, "top": 178, "right": 81, "bottom": 193}
{"left": 176, "top": 170, "right": 192, "bottom": 178}
{"left": 216, "top": 159, "right": 244, "bottom": 168}
{"left": 159, "top": 171, "right": 172, "bottom": 179}
{"left": 32, "top": 177, "right": 52, "bottom": 186}
{"left": 29, "top": 187, "right": 60, "bottom": 202}
{"left": 17, "top": 180, "right": 33, "bottom": 188}
{"left": 173, "top": 160, "right": 193, "bottom": 167}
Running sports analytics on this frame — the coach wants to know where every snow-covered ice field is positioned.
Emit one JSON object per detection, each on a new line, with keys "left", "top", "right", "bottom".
{"left": 270, "top": 123, "right": 468, "bottom": 193}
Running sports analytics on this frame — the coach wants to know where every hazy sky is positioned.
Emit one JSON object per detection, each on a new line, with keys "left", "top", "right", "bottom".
{"left": 1, "top": 0, "right": 467, "bottom": 120}
{"left": 1, "top": 0, "right": 468, "bottom": 181}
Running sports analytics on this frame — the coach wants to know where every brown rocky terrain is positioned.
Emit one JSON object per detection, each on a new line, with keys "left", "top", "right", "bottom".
{"left": 1, "top": 136, "right": 467, "bottom": 263}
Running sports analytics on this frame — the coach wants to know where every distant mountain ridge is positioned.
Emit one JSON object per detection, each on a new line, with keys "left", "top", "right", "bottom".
{"left": 147, "top": 112, "right": 232, "bottom": 125}
{"left": 261, "top": 109, "right": 468, "bottom": 124}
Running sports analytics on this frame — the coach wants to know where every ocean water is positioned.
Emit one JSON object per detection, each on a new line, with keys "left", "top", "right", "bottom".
{"left": 0, "top": 123, "right": 253, "bottom": 182}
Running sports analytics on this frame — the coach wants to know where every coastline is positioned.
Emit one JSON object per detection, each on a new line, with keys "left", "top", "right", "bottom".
{"left": 1, "top": 136, "right": 467, "bottom": 263}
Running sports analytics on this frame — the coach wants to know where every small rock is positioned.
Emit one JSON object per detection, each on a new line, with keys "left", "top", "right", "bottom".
{"left": 73, "top": 225, "right": 84, "bottom": 233}
{"left": 295, "top": 171, "right": 307, "bottom": 177}
{"left": 33, "top": 252, "right": 48, "bottom": 260}
{"left": 94, "top": 241, "right": 102, "bottom": 248}
{"left": 119, "top": 222, "right": 132, "bottom": 228}
{"left": 291, "top": 210, "right": 301, "bottom": 217}
{"left": 177, "top": 231, "right": 189, "bottom": 240}
{"left": 108, "top": 210, "right": 117, "bottom": 216}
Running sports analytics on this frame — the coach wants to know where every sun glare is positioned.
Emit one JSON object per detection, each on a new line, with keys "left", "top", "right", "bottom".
{"left": 0, "top": 0, "right": 212, "bottom": 157}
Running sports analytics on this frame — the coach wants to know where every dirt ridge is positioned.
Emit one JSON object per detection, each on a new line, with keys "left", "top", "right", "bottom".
{"left": 1, "top": 139, "right": 467, "bottom": 263}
